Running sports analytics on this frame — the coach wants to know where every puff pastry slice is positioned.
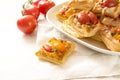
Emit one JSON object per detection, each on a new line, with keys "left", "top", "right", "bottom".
{"left": 62, "top": 11, "right": 103, "bottom": 38}
{"left": 92, "top": 0, "right": 120, "bottom": 18}
{"left": 35, "top": 38, "right": 75, "bottom": 64}
{"left": 100, "top": 27, "right": 120, "bottom": 51}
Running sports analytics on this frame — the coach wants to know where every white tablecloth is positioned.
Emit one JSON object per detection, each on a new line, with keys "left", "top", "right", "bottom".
{"left": 36, "top": 20, "right": 120, "bottom": 80}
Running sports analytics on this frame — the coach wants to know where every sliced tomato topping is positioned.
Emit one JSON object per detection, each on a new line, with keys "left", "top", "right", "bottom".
{"left": 88, "top": 12, "right": 98, "bottom": 25}
{"left": 43, "top": 45, "right": 53, "bottom": 52}
{"left": 58, "top": 6, "right": 70, "bottom": 15}
{"left": 77, "top": 12, "right": 90, "bottom": 24}
{"left": 102, "top": 0, "right": 117, "bottom": 8}
{"left": 116, "top": 28, "right": 120, "bottom": 34}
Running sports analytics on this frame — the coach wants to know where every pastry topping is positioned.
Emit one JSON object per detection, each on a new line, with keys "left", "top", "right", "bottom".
{"left": 43, "top": 44, "right": 53, "bottom": 52}
{"left": 77, "top": 11, "right": 90, "bottom": 25}
{"left": 77, "top": 11, "right": 98, "bottom": 25}
{"left": 116, "top": 28, "right": 120, "bottom": 34}
{"left": 88, "top": 12, "right": 98, "bottom": 25}
{"left": 102, "top": 0, "right": 117, "bottom": 8}
{"left": 49, "top": 39, "right": 66, "bottom": 52}
{"left": 58, "top": 6, "right": 70, "bottom": 15}
{"left": 43, "top": 39, "right": 66, "bottom": 53}
{"left": 111, "top": 27, "right": 120, "bottom": 40}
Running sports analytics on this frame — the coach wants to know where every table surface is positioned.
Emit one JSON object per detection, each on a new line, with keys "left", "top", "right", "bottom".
{"left": 0, "top": 0, "right": 67, "bottom": 80}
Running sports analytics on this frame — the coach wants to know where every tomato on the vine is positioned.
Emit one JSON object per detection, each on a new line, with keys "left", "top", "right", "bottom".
{"left": 38, "top": 0, "right": 55, "bottom": 16}
{"left": 17, "top": 15, "right": 37, "bottom": 34}
{"left": 22, "top": 2, "right": 40, "bottom": 20}
{"left": 17, "top": 0, "right": 55, "bottom": 35}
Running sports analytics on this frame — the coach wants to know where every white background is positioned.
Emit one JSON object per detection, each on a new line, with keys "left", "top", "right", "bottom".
{"left": 0, "top": 0, "right": 67, "bottom": 80}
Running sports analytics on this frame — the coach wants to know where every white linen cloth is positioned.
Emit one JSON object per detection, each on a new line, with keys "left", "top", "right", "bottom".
{"left": 36, "top": 20, "right": 120, "bottom": 80}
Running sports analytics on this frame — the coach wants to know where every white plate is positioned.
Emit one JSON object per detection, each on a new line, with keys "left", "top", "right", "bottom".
{"left": 46, "top": 2, "right": 120, "bottom": 55}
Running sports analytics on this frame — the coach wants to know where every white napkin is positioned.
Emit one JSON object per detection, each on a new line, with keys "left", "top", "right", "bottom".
{"left": 36, "top": 21, "right": 120, "bottom": 80}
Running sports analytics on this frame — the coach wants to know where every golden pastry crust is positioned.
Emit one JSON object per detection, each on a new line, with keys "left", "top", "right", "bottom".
{"left": 35, "top": 38, "right": 75, "bottom": 64}
{"left": 62, "top": 12, "right": 103, "bottom": 38}
{"left": 101, "top": 17, "right": 120, "bottom": 27}
{"left": 91, "top": 31, "right": 102, "bottom": 42}
{"left": 92, "top": 0, "right": 120, "bottom": 18}
{"left": 68, "top": 0, "right": 98, "bottom": 11}
{"left": 56, "top": 0, "right": 99, "bottom": 22}
{"left": 56, "top": 6, "right": 80, "bottom": 22}
{"left": 100, "top": 27, "right": 120, "bottom": 51}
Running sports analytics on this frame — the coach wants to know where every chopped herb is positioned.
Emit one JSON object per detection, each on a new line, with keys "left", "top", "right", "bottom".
{"left": 111, "top": 32, "right": 117, "bottom": 36}
{"left": 53, "top": 49, "right": 57, "bottom": 53}
{"left": 60, "top": 40, "right": 63, "bottom": 43}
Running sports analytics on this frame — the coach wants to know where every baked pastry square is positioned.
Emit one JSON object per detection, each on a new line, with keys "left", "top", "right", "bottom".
{"left": 62, "top": 11, "right": 103, "bottom": 38}
{"left": 35, "top": 37, "right": 75, "bottom": 64}
{"left": 100, "top": 27, "right": 120, "bottom": 51}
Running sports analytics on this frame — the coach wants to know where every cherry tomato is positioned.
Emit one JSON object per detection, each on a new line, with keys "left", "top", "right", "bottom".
{"left": 58, "top": 6, "right": 70, "bottom": 15}
{"left": 32, "top": 0, "right": 41, "bottom": 6}
{"left": 22, "top": 2, "right": 40, "bottom": 20}
{"left": 17, "top": 15, "right": 37, "bottom": 34}
{"left": 116, "top": 28, "right": 120, "bottom": 34}
{"left": 43, "top": 45, "right": 53, "bottom": 52}
{"left": 102, "top": 0, "right": 117, "bottom": 8}
{"left": 88, "top": 12, "right": 98, "bottom": 25}
{"left": 38, "top": 0, "right": 55, "bottom": 16}
{"left": 77, "top": 12, "right": 90, "bottom": 24}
